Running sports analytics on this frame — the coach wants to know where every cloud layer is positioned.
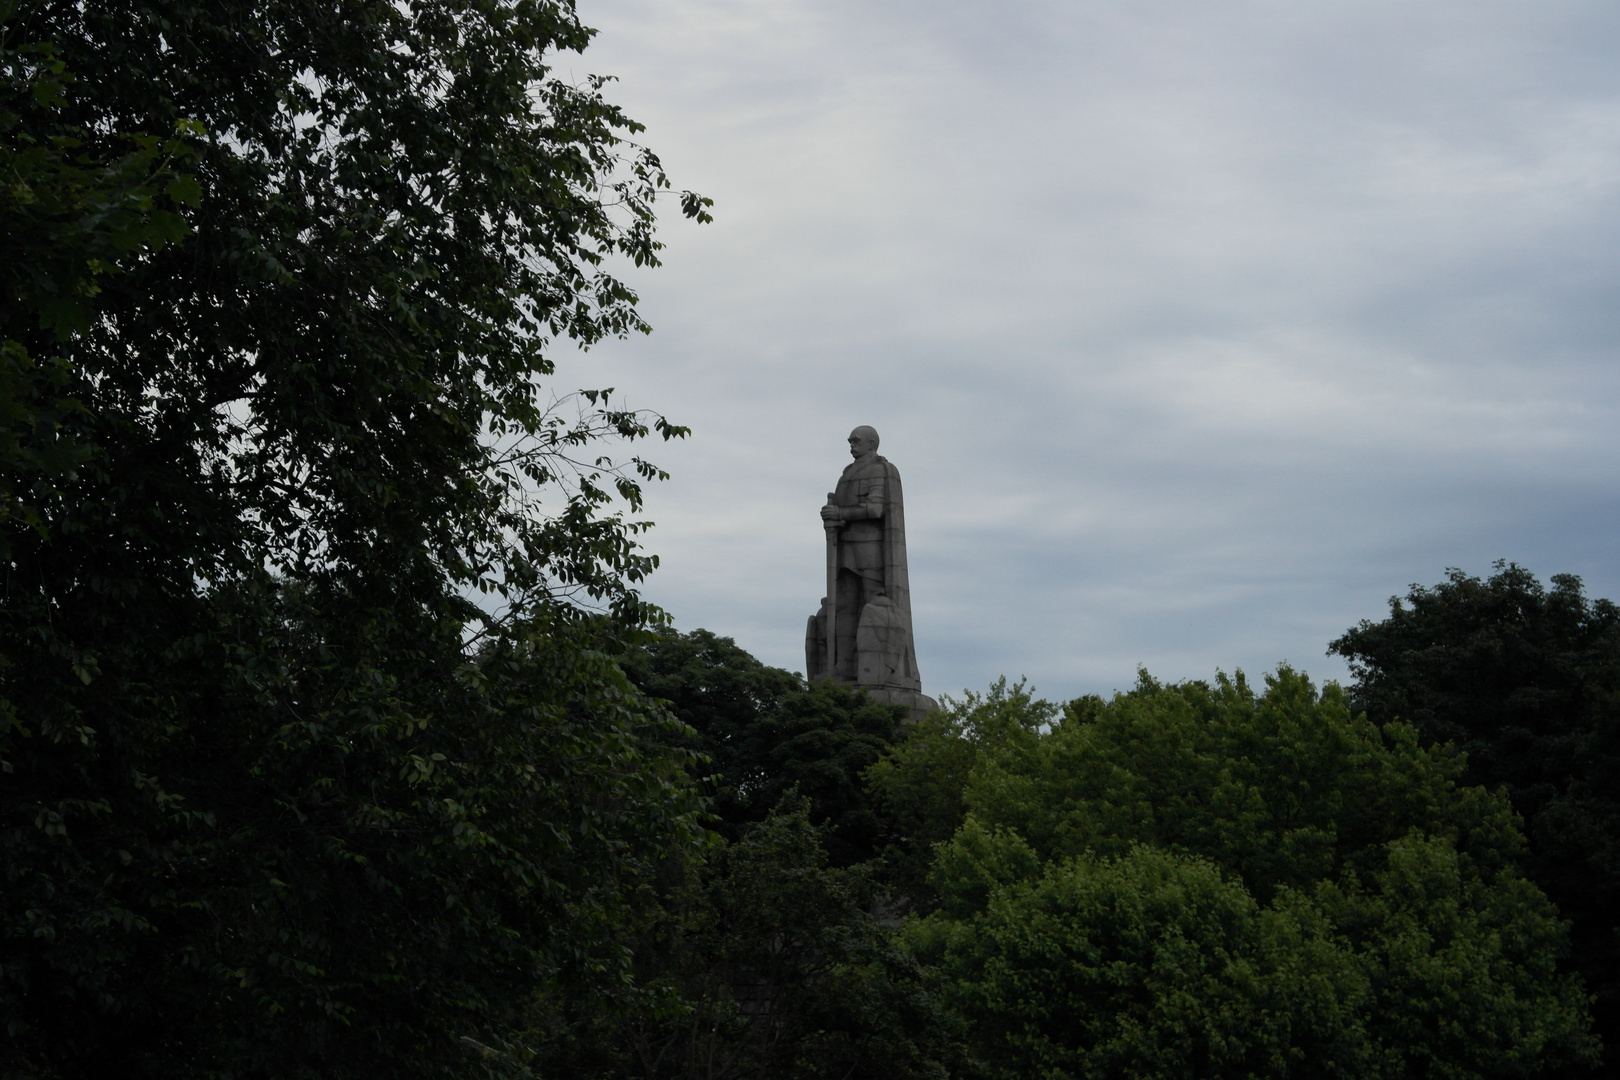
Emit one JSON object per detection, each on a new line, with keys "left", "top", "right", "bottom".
{"left": 564, "top": 0, "right": 1620, "bottom": 700}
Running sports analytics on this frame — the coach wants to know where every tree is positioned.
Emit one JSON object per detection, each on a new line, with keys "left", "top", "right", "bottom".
{"left": 1331, "top": 562, "right": 1620, "bottom": 1072}
{"left": 915, "top": 844, "right": 1376, "bottom": 1079}
{"left": 0, "top": 11, "right": 196, "bottom": 550}
{"left": 531, "top": 631, "right": 963, "bottom": 1079}
{"left": 2, "top": 1, "right": 711, "bottom": 1076}
{"left": 898, "top": 668, "right": 1598, "bottom": 1078}
{"left": 622, "top": 626, "right": 909, "bottom": 866}
{"left": 863, "top": 677, "right": 1053, "bottom": 907}
{"left": 534, "top": 799, "right": 959, "bottom": 1080}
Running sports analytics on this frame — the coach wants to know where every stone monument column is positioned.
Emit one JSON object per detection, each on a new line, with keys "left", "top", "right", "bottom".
{"left": 805, "top": 426, "right": 939, "bottom": 722}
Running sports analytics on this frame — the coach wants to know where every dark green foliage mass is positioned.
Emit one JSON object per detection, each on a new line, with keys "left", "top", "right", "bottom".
{"left": 892, "top": 668, "right": 1598, "bottom": 1079}
{"left": 623, "top": 633, "right": 1599, "bottom": 1077}
{"left": 622, "top": 626, "right": 908, "bottom": 865}
{"left": 1, "top": 12, "right": 197, "bottom": 550}
{"left": 598, "top": 631, "right": 961, "bottom": 1077}
{"left": 536, "top": 799, "right": 959, "bottom": 1080}
{"left": 1331, "top": 562, "right": 1620, "bottom": 1072}
{"left": 864, "top": 677, "right": 1053, "bottom": 907}
{"left": 2, "top": 1, "right": 710, "bottom": 1076}
{"left": 6, "top": 605, "right": 705, "bottom": 1077}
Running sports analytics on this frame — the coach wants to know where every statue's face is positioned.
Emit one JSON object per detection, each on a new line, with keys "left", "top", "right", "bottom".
{"left": 848, "top": 427, "right": 879, "bottom": 459}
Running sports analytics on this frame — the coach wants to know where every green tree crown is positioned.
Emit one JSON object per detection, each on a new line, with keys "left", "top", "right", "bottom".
{"left": 898, "top": 668, "right": 1598, "bottom": 1079}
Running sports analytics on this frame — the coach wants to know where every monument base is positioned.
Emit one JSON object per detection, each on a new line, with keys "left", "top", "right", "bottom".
{"left": 859, "top": 687, "right": 939, "bottom": 724}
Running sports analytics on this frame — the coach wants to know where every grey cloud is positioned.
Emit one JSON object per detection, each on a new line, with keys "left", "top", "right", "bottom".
{"left": 566, "top": 0, "right": 1620, "bottom": 700}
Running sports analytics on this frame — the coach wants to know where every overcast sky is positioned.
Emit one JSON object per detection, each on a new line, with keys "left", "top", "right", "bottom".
{"left": 560, "top": 0, "right": 1620, "bottom": 702}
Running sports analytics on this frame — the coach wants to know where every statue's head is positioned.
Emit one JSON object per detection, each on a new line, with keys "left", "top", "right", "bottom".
{"left": 847, "top": 425, "right": 880, "bottom": 460}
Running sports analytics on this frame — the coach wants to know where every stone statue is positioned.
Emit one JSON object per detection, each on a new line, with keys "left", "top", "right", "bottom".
{"left": 805, "top": 426, "right": 938, "bottom": 721}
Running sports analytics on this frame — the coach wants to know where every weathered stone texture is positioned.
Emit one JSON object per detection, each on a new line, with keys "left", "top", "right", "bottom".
{"left": 806, "top": 426, "right": 938, "bottom": 722}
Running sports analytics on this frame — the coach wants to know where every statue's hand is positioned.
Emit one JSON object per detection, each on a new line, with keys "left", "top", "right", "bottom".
{"left": 820, "top": 503, "right": 841, "bottom": 524}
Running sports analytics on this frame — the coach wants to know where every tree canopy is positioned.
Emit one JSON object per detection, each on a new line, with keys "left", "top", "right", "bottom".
{"left": 1332, "top": 562, "right": 1620, "bottom": 1074}
{"left": 2, "top": 2, "right": 710, "bottom": 1076}
{"left": 891, "top": 668, "right": 1599, "bottom": 1079}
{"left": 543, "top": 628, "right": 957, "bottom": 1079}
{"left": 621, "top": 626, "right": 909, "bottom": 866}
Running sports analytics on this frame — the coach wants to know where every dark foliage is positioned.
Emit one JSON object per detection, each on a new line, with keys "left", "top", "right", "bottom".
{"left": 5, "top": 601, "right": 705, "bottom": 1079}
{"left": 541, "top": 631, "right": 963, "bottom": 1079}
{"left": 902, "top": 667, "right": 1598, "bottom": 1079}
{"left": 622, "top": 626, "right": 908, "bottom": 866}
{"left": 865, "top": 678, "right": 1052, "bottom": 909}
{"left": 1331, "top": 561, "right": 1620, "bottom": 1073}
{"left": 2, "top": 1, "right": 710, "bottom": 1076}
{"left": 533, "top": 800, "right": 959, "bottom": 1080}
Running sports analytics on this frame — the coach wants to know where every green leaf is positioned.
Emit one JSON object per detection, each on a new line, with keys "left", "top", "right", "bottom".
{"left": 165, "top": 172, "right": 200, "bottom": 207}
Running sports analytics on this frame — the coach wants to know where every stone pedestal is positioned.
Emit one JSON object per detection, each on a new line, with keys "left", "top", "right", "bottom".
{"left": 861, "top": 687, "right": 940, "bottom": 725}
